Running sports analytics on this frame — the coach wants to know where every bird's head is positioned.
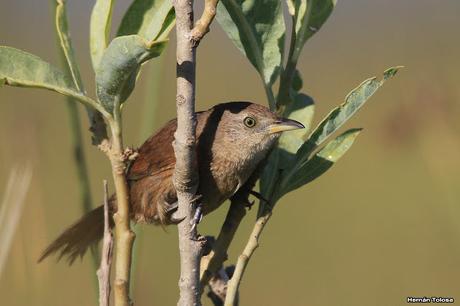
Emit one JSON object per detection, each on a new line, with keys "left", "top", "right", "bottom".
{"left": 205, "top": 101, "right": 304, "bottom": 163}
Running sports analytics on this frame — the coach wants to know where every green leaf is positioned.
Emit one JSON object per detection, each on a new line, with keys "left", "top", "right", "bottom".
{"left": 90, "top": 0, "right": 115, "bottom": 69}
{"left": 95, "top": 35, "right": 167, "bottom": 113}
{"left": 295, "top": 66, "right": 402, "bottom": 165}
{"left": 260, "top": 93, "right": 313, "bottom": 208}
{"left": 117, "top": 0, "right": 175, "bottom": 41}
{"left": 293, "top": 0, "right": 336, "bottom": 58}
{"left": 0, "top": 46, "right": 103, "bottom": 112}
{"left": 278, "top": 93, "right": 315, "bottom": 156}
{"left": 216, "top": 0, "right": 285, "bottom": 87}
{"left": 292, "top": 69, "right": 303, "bottom": 92}
{"left": 279, "top": 128, "right": 361, "bottom": 196}
{"left": 260, "top": 147, "right": 280, "bottom": 199}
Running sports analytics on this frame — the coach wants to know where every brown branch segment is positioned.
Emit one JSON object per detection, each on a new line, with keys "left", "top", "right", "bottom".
{"left": 190, "top": 0, "right": 219, "bottom": 45}
{"left": 97, "top": 180, "right": 114, "bottom": 306}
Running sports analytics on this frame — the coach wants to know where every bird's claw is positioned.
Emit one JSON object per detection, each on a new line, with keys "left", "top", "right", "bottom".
{"left": 189, "top": 203, "right": 203, "bottom": 237}
{"left": 169, "top": 214, "right": 186, "bottom": 224}
{"left": 191, "top": 194, "right": 203, "bottom": 205}
{"left": 244, "top": 199, "right": 255, "bottom": 210}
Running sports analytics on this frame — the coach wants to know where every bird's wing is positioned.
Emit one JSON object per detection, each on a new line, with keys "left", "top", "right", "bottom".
{"left": 128, "top": 110, "right": 211, "bottom": 181}
{"left": 127, "top": 118, "right": 177, "bottom": 181}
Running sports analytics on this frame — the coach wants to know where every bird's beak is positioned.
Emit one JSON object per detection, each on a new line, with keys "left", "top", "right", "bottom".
{"left": 268, "top": 118, "right": 305, "bottom": 134}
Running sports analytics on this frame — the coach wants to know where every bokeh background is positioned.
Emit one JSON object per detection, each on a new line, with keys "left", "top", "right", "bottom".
{"left": 1, "top": 0, "right": 460, "bottom": 305}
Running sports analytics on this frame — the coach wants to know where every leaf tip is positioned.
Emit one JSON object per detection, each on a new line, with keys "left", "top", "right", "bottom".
{"left": 383, "top": 66, "right": 404, "bottom": 80}
{"left": 344, "top": 127, "right": 363, "bottom": 140}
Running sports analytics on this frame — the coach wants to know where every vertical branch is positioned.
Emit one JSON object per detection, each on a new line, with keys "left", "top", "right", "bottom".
{"left": 172, "top": 0, "right": 219, "bottom": 305}
{"left": 173, "top": 0, "right": 202, "bottom": 304}
{"left": 97, "top": 180, "right": 114, "bottom": 306}
{"left": 107, "top": 118, "right": 135, "bottom": 306}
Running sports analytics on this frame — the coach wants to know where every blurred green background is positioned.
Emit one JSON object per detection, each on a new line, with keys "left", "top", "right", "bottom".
{"left": 1, "top": 0, "right": 460, "bottom": 305}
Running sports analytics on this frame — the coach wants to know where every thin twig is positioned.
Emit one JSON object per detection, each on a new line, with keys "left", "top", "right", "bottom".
{"left": 224, "top": 210, "right": 272, "bottom": 306}
{"left": 190, "top": 0, "right": 219, "bottom": 45}
{"left": 200, "top": 169, "right": 263, "bottom": 303}
{"left": 200, "top": 200, "right": 246, "bottom": 287}
{"left": 97, "top": 180, "right": 114, "bottom": 306}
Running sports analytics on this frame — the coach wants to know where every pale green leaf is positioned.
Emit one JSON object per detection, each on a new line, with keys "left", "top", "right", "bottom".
{"left": 90, "top": 0, "right": 115, "bottom": 69}
{"left": 260, "top": 93, "right": 313, "bottom": 189}
{"left": 95, "top": 35, "right": 167, "bottom": 113}
{"left": 1, "top": 46, "right": 75, "bottom": 95}
{"left": 278, "top": 93, "right": 315, "bottom": 156}
{"left": 216, "top": 0, "right": 285, "bottom": 87}
{"left": 0, "top": 46, "right": 102, "bottom": 112}
{"left": 260, "top": 94, "right": 313, "bottom": 209}
{"left": 117, "top": 0, "right": 175, "bottom": 41}
{"left": 280, "top": 128, "right": 361, "bottom": 196}
{"left": 295, "top": 66, "right": 402, "bottom": 165}
{"left": 53, "top": 0, "right": 108, "bottom": 143}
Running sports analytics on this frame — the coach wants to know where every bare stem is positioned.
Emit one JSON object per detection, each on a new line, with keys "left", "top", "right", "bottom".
{"left": 190, "top": 0, "right": 219, "bottom": 44}
{"left": 172, "top": 0, "right": 217, "bottom": 304}
{"left": 109, "top": 121, "right": 135, "bottom": 306}
{"left": 224, "top": 210, "right": 272, "bottom": 306}
{"left": 97, "top": 180, "right": 114, "bottom": 306}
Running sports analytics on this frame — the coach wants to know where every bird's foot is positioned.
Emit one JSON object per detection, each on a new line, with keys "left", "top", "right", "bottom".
{"left": 249, "top": 190, "right": 270, "bottom": 204}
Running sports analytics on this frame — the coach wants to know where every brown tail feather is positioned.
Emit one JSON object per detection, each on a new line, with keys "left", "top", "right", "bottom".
{"left": 38, "top": 205, "right": 112, "bottom": 264}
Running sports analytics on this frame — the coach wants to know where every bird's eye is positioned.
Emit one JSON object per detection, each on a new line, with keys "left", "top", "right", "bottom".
{"left": 243, "top": 116, "right": 257, "bottom": 128}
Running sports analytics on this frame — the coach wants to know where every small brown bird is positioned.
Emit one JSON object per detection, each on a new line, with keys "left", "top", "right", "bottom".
{"left": 39, "top": 101, "right": 304, "bottom": 263}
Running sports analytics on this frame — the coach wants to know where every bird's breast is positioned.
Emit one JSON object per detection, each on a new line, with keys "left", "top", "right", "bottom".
{"left": 199, "top": 151, "right": 262, "bottom": 215}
